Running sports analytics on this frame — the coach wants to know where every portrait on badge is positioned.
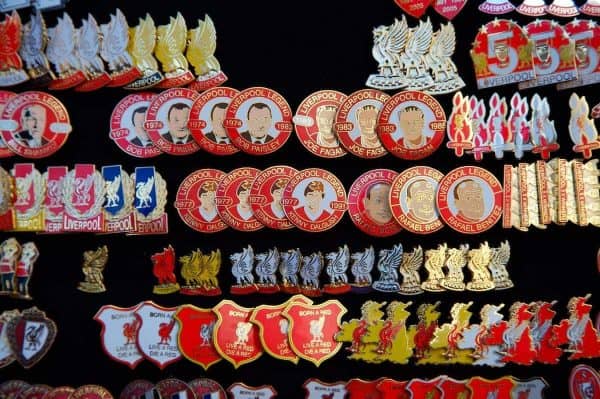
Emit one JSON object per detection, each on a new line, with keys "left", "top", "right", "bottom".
{"left": 197, "top": 181, "right": 219, "bottom": 222}
{"left": 161, "top": 102, "right": 192, "bottom": 144}
{"left": 352, "top": 104, "right": 381, "bottom": 149}
{"left": 314, "top": 105, "right": 339, "bottom": 148}
{"left": 229, "top": 180, "right": 253, "bottom": 221}
{"left": 403, "top": 178, "right": 438, "bottom": 224}
{"left": 204, "top": 102, "right": 230, "bottom": 145}
{"left": 268, "top": 178, "right": 288, "bottom": 219}
{"left": 392, "top": 105, "right": 432, "bottom": 149}
{"left": 126, "top": 106, "right": 152, "bottom": 148}
{"left": 447, "top": 178, "right": 490, "bottom": 223}
{"left": 293, "top": 180, "right": 333, "bottom": 222}
{"left": 240, "top": 102, "right": 276, "bottom": 144}
{"left": 13, "top": 105, "right": 48, "bottom": 148}
{"left": 362, "top": 182, "right": 393, "bottom": 225}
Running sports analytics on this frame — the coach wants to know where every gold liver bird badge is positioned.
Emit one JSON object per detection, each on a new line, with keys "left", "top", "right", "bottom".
{"left": 125, "top": 14, "right": 163, "bottom": 89}
{"left": 187, "top": 15, "right": 228, "bottom": 91}
{"left": 154, "top": 12, "right": 194, "bottom": 88}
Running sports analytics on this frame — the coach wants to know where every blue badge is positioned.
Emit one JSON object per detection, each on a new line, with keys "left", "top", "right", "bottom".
{"left": 102, "top": 165, "right": 125, "bottom": 216}
{"left": 134, "top": 166, "right": 157, "bottom": 217}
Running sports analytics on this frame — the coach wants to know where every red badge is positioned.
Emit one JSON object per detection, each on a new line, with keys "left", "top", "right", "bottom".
{"left": 437, "top": 377, "right": 469, "bottom": 399}
{"left": 334, "top": 89, "right": 389, "bottom": 159}
{"left": 390, "top": 166, "right": 444, "bottom": 234}
{"left": 282, "top": 168, "right": 347, "bottom": 233}
{"left": 581, "top": 1, "right": 600, "bottom": 16}
{"left": 175, "top": 169, "right": 228, "bottom": 233}
{"left": 109, "top": 93, "right": 162, "bottom": 158}
{"left": 119, "top": 381, "right": 154, "bottom": 399}
{"left": 43, "top": 166, "right": 67, "bottom": 233}
{"left": 189, "top": 86, "right": 240, "bottom": 155}
{"left": 0, "top": 91, "right": 71, "bottom": 159}
{"left": 0, "top": 12, "right": 29, "bottom": 87}
{"left": 393, "top": 0, "right": 433, "bottom": 18}
{"left": 433, "top": 0, "right": 468, "bottom": 19}
{"left": 376, "top": 379, "right": 410, "bottom": 399}
{"left": 0, "top": 91, "right": 16, "bottom": 158}
{"left": 213, "top": 300, "right": 263, "bottom": 368}
{"left": 346, "top": 379, "right": 382, "bottom": 399}
{"left": 347, "top": 169, "right": 401, "bottom": 237}
{"left": 446, "top": 92, "right": 474, "bottom": 157}
{"left": 144, "top": 88, "right": 200, "bottom": 156}
{"left": 559, "top": 20, "right": 600, "bottom": 90}
{"left": 133, "top": 301, "right": 182, "bottom": 369}
{"left": 216, "top": 167, "right": 263, "bottom": 232}
{"left": 406, "top": 378, "right": 443, "bottom": 399}
{"left": 6, "top": 307, "right": 57, "bottom": 368}
{"left": 93, "top": 304, "right": 144, "bottom": 369}
{"left": 224, "top": 87, "right": 293, "bottom": 155}
{"left": 249, "top": 165, "right": 297, "bottom": 230}
{"left": 293, "top": 90, "right": 348, "bottom": 158}
{"left": 12, "top": 163, "right": 44, "bottom": 232}
{"left": 18, "top": 385, "right": 51, "bottom": 399}
{"left": 188, "top": 379, "right": 226, "bottom": 399}
{"left": 570, "top": 364, "right": 600, "bottom": 399}
{"left": 478, "top": 0, "right": 515, "bottom": 14}
{"left": 303, "top": 379, "right": 347, "bottom": 399}
{"left": 174, "top": 305, "right": 222, "bottom": 370}
{"left": 377, "top": 91, "right": 446, "bottom": 160}
{"left": 436, "top": 166, "right": 503, "bottom": 234}
{"left": 62, "top": 164, "right": 105, "bottom": 233}
{"left": 0, "top": 381, "right": 30, "bottom": 399}
{"left": 45, "top": 387, "right": 75, "bottom": 399}
{"left": 467, "top": 377, "right": 514, "bottom": 399}
{"left": 282, "top": 300, "right": 347, "bottom": 366}
{"left": 470, "top": 19, "right": 535, "bottom": 89}
{"left": 155, "top": 380, "right": 195, "bottom": 399}
{"left": 228, "top": 384, "right": 276, "bottom": 399}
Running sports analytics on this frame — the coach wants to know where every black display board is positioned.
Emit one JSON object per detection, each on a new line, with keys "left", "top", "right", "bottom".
{"left": 1, "top": 0, "right": 599, "bottom": 398}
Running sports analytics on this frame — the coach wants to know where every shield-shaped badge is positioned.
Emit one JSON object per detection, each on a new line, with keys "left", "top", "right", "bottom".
{"left": 512, "top": 378, "right": 548, "bottom": 399}
{"left": 406, "top": 378, "right": 444, "bottom": 399}
{"left": 433, "top": 0, "right": 468, "bottom": 19}
{"left": 102, "top": 165, "right": 135, "bottom": 233}
{"left": 132, "top": 166, "right": 168, "bottom": 234}
{"left": 228, "top": 384, "right": 276, "bottom": 399}
{"left": 303, "top": 379, "right": 346, "bottom": 399}
{"left": 134, "top": 301, "right": 182, "bottom": 369}
{"left": 6, "top": 306, "right": 56, "bottom": 368}
{"left": 43, "top": 166, "right": 67, "bottom": 233}
{"left": 468, "top": 377, "right": 515, "bottom": 399}
{"left": 377, "top": 378, "right": 410, "bottom": 399}
{"left": 62, "top": 164, "right": 105, "bottom": 233}
{"left": 437, "top": 377, "right": 470, "bottom": 399}
{"left": 174, "top": 305, "right": 221, "bottom": 370}
{"left": 346, "top": 379, "right": 383, "bottom": 399}
{"left": 0, "top": 309, "right": 19, "bottom": 368}
{"left": 12, "top": 163, "right": 45, "bottom": 232}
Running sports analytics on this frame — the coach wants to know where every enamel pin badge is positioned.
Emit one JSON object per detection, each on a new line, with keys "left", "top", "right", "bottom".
{"left": 189, "top": 379, "right": 226, "bottom": 399}
{"left": 102, "top": 165, "right": 135, "bottom": 233}
{"left": 0, "top": 167, "right": 14, "bottom": 231}
{"left": 94, "top": 304, "right": 144, "bottom": 369}
{"left": 230, "top": 245, "right": 257, "bottom": 295}
{"left": 119, "top": 381, "right": 153, "bottom": 399}
{"left": 569, "top": 94, "right": 600, "bottom": 159}
{"left": 62, "top": 164, "right": 105, "bottom": 233}
{"left": 74, "top": 14, "right": 111, "bottom": 92}
{"left": 45, "top": 387, "right": 75, "bottom": 399}
{"left": 433, "top": 0, "right": 468, "bottom": 19}
{"left": 216, "top": 167, "right": 263, "bottom": 232}
{"left": 19, "top": 11, "right": 54, "bottom": 87}
{"left": 178, "top": 248, "right": 221, "bottom": 296}
{"left": 0, "top": 11, "right": 29, "bottom": 87}
{"left": 46, "top": 13, "right": 86, "bottom": 90}
{"left": 479, "top": 0, "right": 515, "bottom": 13}
{"left": 12, "top": 242, "right": 38, "bottom": 300}
{"left": 6, "top": 307, "right": 56, "bottom": 368}
{"left": 132, "top": 166, "right": 168, "bottom": 234}
{"left": 570, "top": 364, "right": 600, "bottom": 399}
{"left": 254, "top": 247, "right": 280, "bottom": 294}
{"left": 324, "top": 246, "right": 351, "bottom": 294}
{"left": 125, "top": 14, "right": 163, "bottom": 90}
{"left": 154, "top": 13, "right": 194, "bottom": 89}
{"left": 0, "top": 310, "right": 19, "bottom": 367}
{"left": 228, "top": 384, "right": 276, "bottom": 399}
{"left": 0, "top": 90, "right": 16, "bottom": 158}
{"left": 559, "top": 20, "right": 600, "bottom": 89}
{"left": 516, "top": 0, "right": 548, "bottom": 15}
{"left": 249, "top": 165, "right": 297, "bottom": 230}
{"left": 154, "top": 380, "right": 193, "bottom": 399}
{"left": 134, "top": 301, "right": 182, "bottom": 369}
{"left": 42, "top": 166, "right": 67, "bottom": 233}
{"left": 303, "top": 379, "right": 347, "bottom": 399}
{"left": 77, "top": 246, "right": 109, "bottom": 293}
{"left": 151, "top": 246, "right": 180, "bottom": 294}
{"left": 174, "top": 304, "right": 222, "bottom": 369}
{"left": 12, "top": 163, "right": 44, "bottom": 231}
{"left": 187, "top": 15, "right": 228, "bottom": 91}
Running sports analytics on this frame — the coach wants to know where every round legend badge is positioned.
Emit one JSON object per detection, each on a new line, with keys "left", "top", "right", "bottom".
{"left": 436, "top": 166, "right": 503, "bottom": 234}
{"left": 175, "top": 168, "right": 228, "bottom": 233}
{"left": 189, "top": 86, "right": 240, "bottom": 156}
{"left": 249, "top": 165, "right": 297, "bottom": 230}
{"left": 110, "top": 93, "right": 162, "bottom": 158}
{"left": 45, "top": 387, "right": 75, "bottom": 399}
{"left": 144, "top": 88, "right": 200, "bottom": 156}
{"left": 155, "top": 380, "right": 194, "bottom": 399}
{"left": 188, "top": 379, "right": 226, "bottom": 399}
{"left": 224, "top": 87, "right": 293, "bottom": 155}
{"left": 0, "top": 91, "right": 72, "bottom": 159}
{"left": 377, "top": 91, "right": 446, "bottom": 160}
{"left": 0, "top": 91, "right": 16, "bottom": 158}
{"left": 282, "top": 168, "right": 347, "bottom": 232}
{"left": 18, "top": 385, "right": 51, "bottom": 399}
{"left": 69, "top": 386, "right": 113, "bottom": 399}
{"left": 120, "top": 381, "right": 154, "bottom": 399}
{"left": 390, "top": 166, "right": 444, "bottom": 234}
{"left": 334, "top": 89, "right": 389, "bottom": 159}
{"left": 347, "top": 169, "right": 401, "bottom": 237}
{"left": 216, "top": 167, "right": 264, "bottom": 232}
{"left": 293, "top": 90, "right": 347, "bottom": 158}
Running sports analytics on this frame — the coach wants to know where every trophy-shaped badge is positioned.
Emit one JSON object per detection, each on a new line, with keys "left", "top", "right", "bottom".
{"left": 125, "top": 14, "right": 163, "bottom": 89}
{"left": 279, "top": 248, "right": 301, "bottom": 294}
{"left": 100, "top": 9, "right": 142, "bottom": 87}
{"left": 187, "top": 15, "right": 227, "bottom": 91}
{"left": 0, "top": 11, "right": 29, "bottom": 87}
{"left": 254, "top": 247, "right": 280, "bottom": 294}
{"left": 154, "top": 12, "right": 194, "bottom": 88}
{"left": 179, "top": 248, "right": 221, "bottom": 296}
{"left": 230, "top": 245, "right": 257, "bottom": 294}
{"left": 398, "top": 246, "right": 423, "bottom": 295}
{"left": 19, "top": 10, "right": 54, "bottom": 86}
{"left": 151, "top": 245, "right": 180, "bottom": 294}
{"left": 366, "top": 17, "right": 408, "bottom": 91}
{"left": 46, "top": 13, "right": 87, "bottom": 90}
{"left": 372, "top": 244, "right": 402, "bottom": 293}
{"left": 77, "top": 245, "right": 108, "bottom": 293}
{"left": 324, "top": 245, "right": 351, "bottom": 294}
{"left": 299, "top": 252, "right": 323, "bottom": 297}
{"left": 350, "top": 246, "right": 374, "bottom": 293}
{"left": 75, "top": 14, "right": 111, "bottom": 92}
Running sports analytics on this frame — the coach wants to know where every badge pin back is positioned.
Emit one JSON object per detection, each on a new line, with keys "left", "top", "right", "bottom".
{"left": 303, "top": 379, "right": 347, "bottom": 399}
{"left": 150, "top": 245, "right": 180, "bottom": 295}
{"left": 131, "top": 166, "right": 168, "bottom": 235}
{"left": 186, "top": 15, "right": 228, "bottom": 92}
{"left": 227, "top": 383, "right": 276, "bottom": 399}
{"left": 6, "top": 306, "right": 57, "bottom": 368}
{"left": 119, "top": 381, "right": 154, "bottom": 399}
{"left": 100, "top": 10, "right": 142, "bottom": 88}
{"left": 569, "top": 364, "right": 600, "bottom": 399}
{"left": 323, "top": 245, "right": 351, "bottom": 295}
{"left": 153, "top": 13, "right": 194, "bottom": 89}
{"left": 46, "top": 13, "right": 87, "bottom": 90}
{"left": 249, "top": 166, "right": 297, "bottom": 231}
{"left": 0, "top": 11, "right": 30, "bottom": 87}
{"left": 433, "top": 0, "right": 468, "bottom": 20}
{"left": 569, "top": 93, "right": 600, "bottom": 159}
{"left": 154, "top": 380, "right": 194, "bottom": 399}
{"left": 93, "top": 304, "right": 144, "bottom": 369}
{"left": 178, "top": 248, "right": 222, "bottom": 296}
{"left": 188, "top": 379, "right": 226, "bottom": 399}
{"left": 216, "top": 167, "right": 263, "bottom": 232}
{"left": 175, "top": 305, "right": 222, "bottom": 369}
{"left": 45, "top": 387, "right": 75, "bottom": 399}
{"left": 125, "top": 14, "right": 164, "bottom": 90}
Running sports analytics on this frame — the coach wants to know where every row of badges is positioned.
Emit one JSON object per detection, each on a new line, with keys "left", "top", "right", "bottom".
{"left": 471, "top": 19, "right": 600, "bottom": 90}
{"left": 479, "top": 0, "right": 600, "bottom": 17}
{"left": 0, "top": 383, "right": 112, "bottom": 399}
{"left": 94, "top": 297, "right": 346, "bottom": 369}
{"left": 0, "top": 10, "right": 226, "bottom": 91}
{"left": 0, "top": 0, "right": 68, "bottom": 12}
{"left": 336, "top": 294, "right": 600, "bottom": 366}
{"left": 0, "top": 164, "right": 168, "bottom": 234}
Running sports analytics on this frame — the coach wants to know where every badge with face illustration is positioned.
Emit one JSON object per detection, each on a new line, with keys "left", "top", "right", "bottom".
{"left": 249, "top": 165, "right": 297, "bottom": 230}
{"left": 189, "top": 86, "right": 239, "bottom": 155}
{"left": 0, "top": 91, "right": 16, "bottom": 158}
{"left": 282, "top": 168, "right": 347, "bottom": 233}
{"left": 377, "top": 91, "right": 446, "bottom": 160}
{"left": 293, "top": 90, "right": 347, "bottom": 158}
{"left": 390, "top": 166, "right": 444, "bottom": 234}
{"left": 110, "top": 93, "right": 162, "bottom": 158}
{"left": 558, "top": 20, "right": 600, "bottom": 89}
{"left": 0, "top": 91, "right": 71, "bottom": 159}
{"left": 223, "top": 87, "right": 293, "bottom": 156}
{"left": 188, "top": 379, "right": 226, "bottom": 399}
{"left": 174, "top": 305, "right": 222, "bottom": 370}
{"left": 436, "top": 166, "right": 503, "bottom": 234}
{"left": 570, "top": 364, "right": 600, "bottom": 399}
{"left": 144, "top": 88, "right": 200, "bottom": 155}
{"left": 334, "top": 89, "right": 389, "bottom": 159}
{"left": 94, "top": 304, "right": 145, "bottom": 369}
{"left": 119, "top": 381, "right": 153, "bottom": 399}
{"left": 215, "top": 167, "right": 263, "bottom": 232}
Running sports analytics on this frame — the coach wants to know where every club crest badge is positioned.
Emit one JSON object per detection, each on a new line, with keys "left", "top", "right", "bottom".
{"left": 93, "top": 304, "right": 144, "bottom": 369}
{"left": 559, "top": 20, "right": 600, "bottom": 89}
{"left": 189, "top": 379, "right": 226, "bottom": 399}
{"left": 0, "top": 90, "right": 16, "bottom": 158}
{"left": 0, "top": 11, "right": 29, "bottom": 87}
{"left": 293, "top": 90, "right": 347, "bottom": 158}
{"left": 134, "top": 301, "right": 182, "bottom": 369}
{"left": 0, "top": 167, "right": 14, "bottom": 231}
{"left": 70, "top": 386, "right": 114, "bottom": 399}
{"left": 0, "top": 381, "right": 30, "bottom": 399}
{"left": 188, "top": 87, "right": 239, "bottom": 155}
{"left": 323, "top": 245, "right": 351, "bottom": 294}
{"left": 132, "top": 166, "right": 168, "bottom": 234}
{"left": 151, "top": 245, "right": 180, "bottom": 294}
{"left": 470, "top": 19, "right": 535, "bottom": 89}
{"left": 479, "top": 0, "right": 516, "bottom": 13}
{"left": 349, "top": 247, "right": 375, "bottom": 293}
{"left": 516, "top": 0, "right": 548, "bottom": 15}
{"left": 12, "top": 163, "right": 44, "bottom": 231}
{"left": 102, "top": 165, "right": 135, "bottom": 233}
{"left": 228, "top": 384, "right": 276, "bottom": 399}
{"left": 119, "top": 380, "right": 153, "bottom": 399}
{"left": 46, "top": 13, "right": 87, "bottom": 90}
{"left": 467, "top": 377, "right": 515, "bottom": 399}
{"left": 547, "top": 0, "right": 579, "bottom": 16}
{"left": 346, "top": 379, "right": 385, "bottom": 399}
{"left": 174, "top": 305, "right": 222, "bottom": 369}
{"left": 334, "top": 89, "right": 389, "bottom": 159}
{"left": 279, "top": 248, "right": 302, "bottom": 294}
{"left": 570, "top": 364, "right": 600, "bottom": 399}
{"left": 187, "top": 15, "right": 228, "bottom": 91}
{"left": 178, "top": 249, "right": 222, "bottom": 296}
{"left": 144, "top": 88, "right": 200, "bottom": 155}
{"left": 230, "top": 245, "right": 257, "bottom": 295}
{"left": 6, "top": 306, "right": 56, "bottom": 368}
{"left": 110, "top": 93, "right": 161, "bottom": 158}
{"left": 224, "top": 87, "right": 293, "bottom": 155}
{"left": 581, "top": 0, "right": 600, "bottom": 16}
{"left": 154, "top": 13, "right": 195, "bottom": 89}
{"left": 216, "top": 167, "right": 263, "bottom": 232}
{"left": 303, "top": 379, "right": 347, "bottom": 399}
{"left": 19, "top": 11, "right": 54, "bottom": 87}
{"left": 44, "top": 387, "right": 74, "bottom": 399}
{"left": 62, "top": 164, "right": 105, "bottom": 233}
{"left": 0, "top": 309, "right": 19, "bottom": 367}
{"left": 74, "top": 14, "right": 111, "bottom": 92}
{"left": 436, "top": 377, "right": 470, "bottom": 399}
{"left": 433, "top": 0, "right": 468, "bottom": 19}
{"left": 125, "top": 14, "right": 164, "bottom": 90}
{"left": 282, "top": 168, "right": 347, "bottom": 233}
{"left": 512, "top": 378, "right": 548, "bottom": 399}
{"left": 42, "top": 166, "right": 66, "bottom": 233}
{"left": 213, "top": 300, "right": 263, "bottom": 368}
{"left": 77, "top": 245, "right": 109, "bottom": 293}
{"left": 250, "top": 165, "right": 297, "bottom": 230}
{"left": 282, "top": 300, "right": 347, "bottom": 366}
{"left": 569, "top": 93, "right": 600, "bottom": 159}
{"left": 377, "top": 378, "right": 410, "bottom": 399}
{"left": 0, "top": 91, "right": 72, "bottom": 159}
{"left": 254, "top": 247, "right": 281, "bottom": 294}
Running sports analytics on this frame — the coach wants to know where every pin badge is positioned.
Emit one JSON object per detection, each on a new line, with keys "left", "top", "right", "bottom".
{"left": 12, "top": 241, "right": 37, "bottom": 300}
{"left": 466, "top": 243, "right": 496, "bottom": 292}
{"left": 280, "top": 248, "right": 302, "bottom": 294}
{"left": 77, "top": 246, "right": 109, "bottom": 293}
{"left": 125, "top": 14, "right": 164, "bottom": 90}
{"left": 178, "top": 249, "right": 221, "bottom": 296}
{"left": 174, "top": 305, "right": 222, "bottom": 369}
{"left": 299, "top": 252, "right": 323, "bottom": 297}
{"left": 547, "top": 0, "right": 579, "bottom": 16}
{"left": 405, "top": 378, "right": 443, "bottom": 399}
{"left": 411, "top": 301, "right": 441, "bottom": 362}
{"left": 102, "top": 165, "right": 135, "bottom": 233}
{"left": 569, "top": 94, "right": 600, "bottom": 159}
{"left": 6, "top": 307, "right": 56, "bottom": 368}
{"left": 18, "top": 385, "right": 51, "bottom": 399}
{"left": 427, "top": 302, "right": 475, "bottom": 364}
{"left": 349, "top": 247, "right": 374, "bottom": 293}
{"left": 94, "top": 304, "right": 144, "bottom": 369}
{"left": 437, "top": 377, "right": 470, "bottom": 399}
{"left": 46, "top": 13, "right": 87, "bottom": 90}
{"left": 151, "top": 246, "right": 180, "bottom": 294}
{"left": 188, "top": 87, "right": 239, "bottom": 155}
{"left": 154, "top": 380, "right": 194, "bottom": 399}
{"left": 563, "top": 294, "right": 600, "bottom": 360}
{"left": 399, "top": 246, "right": 424, "bottom": 295}
{"left": 20, "top": 11, "right": 54, "bottom": 86}
{"left": 324, "top": 245, "right": 351, "bottom": 294}
{"left": 132, "top": 166, "right": 168, "bottom": 234}
{"left": 175, "top": 169, "right": 227, "bottom": 233}
{"left": 517, "top": 0, "right": 548, "bottom": 15}
{"left": 0, "top": 381, "right": 30, "bottom": 399}
{"left": 438, "top": 244, "right": 468, "bottom": 292}
{"left": 569, "top": 364, "right": 600, "bottom": 399}
{"left": 154, "top": 13, "right": 195, "bottom": 88}
{"left": 70, "top": 386, "right": 113, "bottom": 399}
{"left": 216, "top": 167, "right": 263, "bottom": 232}
{"left": 42, "top": 166, "right": 67, "bottom": 233}
{"left": 479, "top": 0, "right": 515, "bottom": 13}
{"left": 303, "top": 379, "right": 347, "bottom": 399}
{"left": 62, "top": 164, "right": 105, "bottom": 233}
{"left": 188, "top": 379, "right": 226, "bottom": 399}
{"left": 0, "top": 11, "right": 29, "bottom": 87}
{"left": 12, "top": 163, "right": 44, "bottom": 231}
{"left": 346, "top": 379, "right": 384, "bottom": 399}
{"left": 224, "top": 87, "right": 293, "bottom": 155}
{"left": 293, "top": 90, "right": 348, "bottom": 158}
{"left": 230, "top": 245, "right": 257, "bottom": 295}
{"left": 581, "top": 0, "right": 600, "bottom": 16}
{"left": 376, "top": 378, "right": 410, "bottom": 399}
{"left": 531, "top": 94, "right": 559, "bottom": 159}
{"left": 393, "top": 0, "right": 432, "bottom": 18}
{"left": 446, "top": 92, "right": 473, "bottom": 157}
{"left": 421, "top": 244, "right": 448, "bottom": 292}
{"left": 335, "top": 300, "right": 386, "bottom": 362}
{"left": 372, "top": 244, "right": 403, "bottom": 293}
{"left": 0, "top": 310, "right": 19, "bottom": 367}
{"left": 255, "top": 247, "right": 280, "bottom": 294}
{"left": 376, "top": 307, "right": 414, "bottom": 363}
{"left": 74, "top": 14, "right": 111, "bottom": 92}
{"left": 528, "top": 301, "right": 562, "bottom": 364}
{"left": 249, "top": 166, "right": 297, "bottom": 230}
{"left": 0, "top": 90, "right": 16, "bottom": 158}
{"left": 228, "top": 384, "right": 276, "bottom": 399}
{"left": 425, "top": 22, "right": 465, "bottom": 94}
{"left": 186, "top": 15, "right": 228, "bottom": 91}
{"left": 501, "top": 302, "right": 536, "bottom": 365}
{"left": 134, "top": 301, "right": 182, "bottom": 369}
{"left": 558, "top": 20, "right": 600, "bottom": 90}
{"left": 119, "top": 381, "right": 154, "bottom": 399}
{"left": 433, "top": 0, "right": 468, "bottom": 19}
{"left": 45, "top": 387, "right": 75, "bottom": 399}
{"left": 467, "top": 377, "right": 515, "bottom": 399}
{"left": 366, "top": 17, "right": 409, "bottom": 92}
{"left": 109, "top": 93, "right": 162, "bottom": 158}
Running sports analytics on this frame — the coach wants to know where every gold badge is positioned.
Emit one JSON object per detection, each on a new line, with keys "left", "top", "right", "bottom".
{"left": 125, "top": 14, "right": 163, "bottom": 89}
{"left": 77, "top": 246, "right": 109, "bottom": 293}
{"left": 154, "top": 12, "right": 194, "bottom": 88}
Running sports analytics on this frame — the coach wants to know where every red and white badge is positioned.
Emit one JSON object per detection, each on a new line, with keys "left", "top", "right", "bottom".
{"left": 436, "top": 166, "right": 503, "bottom": 234}
{"left": 224, "top": 87, "right": 293, "bottom": 155}
{"left": 334, "top": 89, "right": 389, "bottom": 159}
{"left": 0, "top": 310, "right": 19, "bottom": 368}
{"left": 110, "top": 93, "right": 162, "bottom": 158}
{"left": 0, "top": 91, "right": 71, "bottom": 159}
{"left": 93, "top": 304, "right": 144, "bottom": 369}
{"left": 45, "top": 387, "right": 75, "bottom": 399}
{"left": 471, "top": 20, "right": 535, "bottom": 89}
{"left": 406, "top": 378, "right": 443, "bottom": 399}
{"left": 436, "top": 377, "right": 469, "bottom": 399}
{"left": 559, "top": 20, "right": 600, "bottom": 90}
{"left": 282, "top": 300, "right": 347, "bottom": 366}
{"left": 69, "top": 387, "right": 113, "bottom": 399}
{"left": 376, "top": 379, "right": 410, "bottom": 399}
{"left": 119, "top": 381, "right": 154, "bottom": 399}
{"left": 188, "top": 379, "right": 226, "bottom": 399}
{"left": 467, "top": 377, "right": 515, "bottom": 399}
{"left": 249, "top": 165, "right": 297, "bottom": 230}
{"left": 346, "top": 379, "right": 383, "bottom": 399}
{"left": 0, "top": 91, "right": 16, "bottom": 158}
{"left": 144, "top": 88, "right": 200, "bottom": 156}
{"left": 43, "top": 166, "right": 67, "bottom": 234}
{"left": 377, "top": 91, "right": 446, "bottom": 160}
{"left": 293, "top": 90, "right": 347, "bottom": 158}
{"left": 189, "top": 86, "right": 240, "bottom": 155}
{"left": 6, "top": 307, "right": 57, "bottom": 369}
{"left": 133, "top": 301, "right": 182, "bottom": 369}
{"left": 0, "top": 381, "right": 30, "bottom": 399}
{"left": 18, "top": 386, "right": 51, "bottom": 399}
{"left": 215, "top": 167, "right": 263, "bottom": 232}
{"left": 228, "top": 384, "right": 276, "bottom": 399}
{"left": 155, "top": 380, "right": 194, "bottom": 399}
{"left": 433, "top": 0, "right": 468, "bottom": 19}
{"left": 479, "top": 0, "right": 515, "bottom": 14}
{"left": 62, "top": 164, "right": 105, "bottom": 233}
{"left": 581, "top": 0, "right": 600, "bottom": 17}
{"left": 347, "top": 169, "right": 401, "bottom": 237}
{"left": 282, "top": 168, "right": 347, "bottom": 233}
{"left": 570, "top": 364, "right": 600, "bottom": 399}
{"left": 212, "top": 300, "right": 263, "bottom": 368}
{"left": 394, "top": 0, "right": 433, "bottom": 18}
{"left": 174, "top": 305, "right": 222, "bottom": 370}
{"left": 12, "top": 163, "right": 44, "bottom": 232}
{"left": 175, "top": 169, "right": 228, "bottom": 233}
{"left": 303, "top": 379, "right": 347, "bottom": 399}
{"left": 390, "top": 166, "right": 444, "bottom": 234}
